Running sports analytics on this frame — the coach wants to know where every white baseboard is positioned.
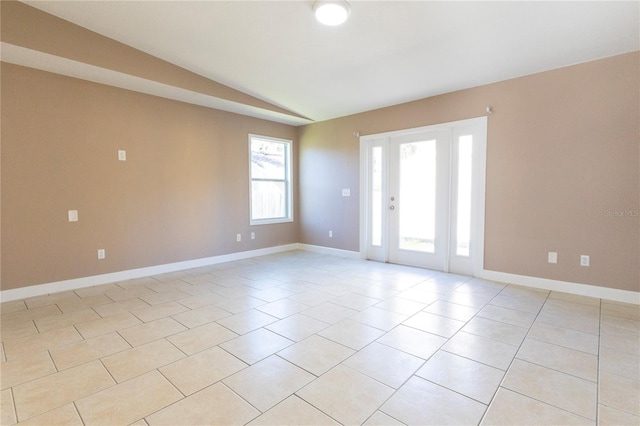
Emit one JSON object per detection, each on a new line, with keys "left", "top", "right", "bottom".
{"left": 296, "top": 244, "right": 361, "bottom": 259}
{"left": 480, "top": 269, "right": 640, "bottom": 305}
{"left": 2, "top": 243, "right": 637, "bottom": 305}
{"left": 0, "top": 244, "right": 299, "bottom": 302}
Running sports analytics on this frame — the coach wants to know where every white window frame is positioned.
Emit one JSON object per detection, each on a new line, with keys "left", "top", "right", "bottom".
{"left": 249, "top": 134, "right": 293, "bottom": 226}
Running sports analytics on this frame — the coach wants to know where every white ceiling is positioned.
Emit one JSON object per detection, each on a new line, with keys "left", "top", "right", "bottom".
{"left": 23, "top": 1, "right": 640, "bottom": 123}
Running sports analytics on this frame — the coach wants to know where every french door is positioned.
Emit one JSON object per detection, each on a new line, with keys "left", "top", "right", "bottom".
{"left": 360, "top": 117, "right": 487, "bottom": 275}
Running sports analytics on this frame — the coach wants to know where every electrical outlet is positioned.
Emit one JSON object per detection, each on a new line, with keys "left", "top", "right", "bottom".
{"left": 342, "top": 188, "right": 351, "bottom": 197}
{"left": 329, "top": 230, "right": 333, "bottom": 238}
{"left": 68, "top": 210, "right": 78, "bottom": 222}
{"left": 548, "top": 252, "right": 557, "bottom": 264}
{"left": 236, "top": 233, "right": 241, "bottom": 242}
{"left": 251, "top": 232, "right": 255, "bottom": 240}
{"left": 118, "top": 150, "right": 127, "bottom": 161}
{"left": 97, "top": 249, "right": 105, "bottom": 260}
{"left": 580, "top": 255, "right": 590, "bottom": 267}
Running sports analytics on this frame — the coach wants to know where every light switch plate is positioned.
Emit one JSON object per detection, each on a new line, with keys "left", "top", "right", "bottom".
{"left": 548, "top": 252, "right": 557, "bottom": 264}
{"left": 68, "top": 210, "right": 78, "bottom": 222}
{"left": 97, "top": 249, "right": 105, "bottom": 259}
{"left": 118, "top": 150, "right": 127, "bottom": 161}
{"left": 580, "top": 255, "right": 590, "bottom": 267}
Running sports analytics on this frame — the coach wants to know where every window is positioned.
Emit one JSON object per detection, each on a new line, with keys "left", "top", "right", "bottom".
{"left": 455, "top": 135, "right": 473, "bottom": 257}
{"left": 249, "top": 134, "right": 293, "bottom": 225}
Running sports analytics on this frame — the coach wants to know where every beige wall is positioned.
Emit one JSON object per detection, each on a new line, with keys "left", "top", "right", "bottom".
{"left": 298, "top": 52, "right": 640, "bottom": 292}
{"left": 1, "top": 64, "right": 299, "bottom": 290}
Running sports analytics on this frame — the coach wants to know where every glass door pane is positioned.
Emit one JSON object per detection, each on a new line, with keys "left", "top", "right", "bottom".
{"left": 456, "top": 135, "right": 473, "bottom": 256}
{"left": 398, "top": 140, "right": 436, "bottom": 253}
{"left": 371, "top": 146, "right": 383, "bottom": 247}
{"left": 365, "top": 140, "right": 387, "bottom": 263}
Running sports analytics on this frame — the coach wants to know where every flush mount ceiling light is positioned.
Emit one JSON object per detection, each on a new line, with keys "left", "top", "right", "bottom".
{"left": 313, "top": 0, "right": 351, "bottom": 26}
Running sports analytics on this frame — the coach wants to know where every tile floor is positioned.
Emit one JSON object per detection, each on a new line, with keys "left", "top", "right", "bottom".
{"left": 1, "top": 250, "right": 639, "bottom": 425}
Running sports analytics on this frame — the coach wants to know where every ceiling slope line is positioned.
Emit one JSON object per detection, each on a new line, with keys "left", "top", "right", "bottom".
{"left": 0, "top": 43, "right": 313, "bottom": 126}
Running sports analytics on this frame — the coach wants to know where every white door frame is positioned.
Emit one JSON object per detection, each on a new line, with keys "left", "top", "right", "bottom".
{"left": 359, "top": 117, "right": 487, "bottom": 276}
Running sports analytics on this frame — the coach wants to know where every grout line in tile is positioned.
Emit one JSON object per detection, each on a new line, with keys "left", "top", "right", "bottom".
{"left": 98, "top": 358, "right": 119, "bottom": 386}
{"left": 215, "top": 345, "right": 253, "bottom": 372}
{"left": 292, "top": 383, "right": 348, "bottom": 425}
{"left": 45, "top": 349, "right": 59, "bottom": 373}
{"left": 9, "top": 387, "right": 18, "bottom": 425}
{"left": 162, "top": 336, "right": 191, "bottom": 358}
{"left": 103, "top": 293, "right": 118, "bottom": 303}
{"left": 595, "top": 297, "right": 603, "bottom": 423}
{"left": 71, "top": 401, "right": 87, "bottom": 426}
{"left": 513, "top": 349, "right": 598, "bottom": 384}
{"left": 220, "top": 381, "right": 264, "bottom": 415}
{"left": 140, "top": 376, "right": 190, "bottom": 423}
{"left": 156, "top": 368, "right": 187, "bottom": 400}
{"left": 420, "top": 373, "right": 492, "bottom": 407}
{"left": 493, "top": 386, "right": 597, "bottom": 424}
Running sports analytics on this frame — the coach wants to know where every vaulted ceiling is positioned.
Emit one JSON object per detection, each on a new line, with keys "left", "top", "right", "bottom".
{"left": 11, "top": 1, "right": 640, "bottom": 124}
